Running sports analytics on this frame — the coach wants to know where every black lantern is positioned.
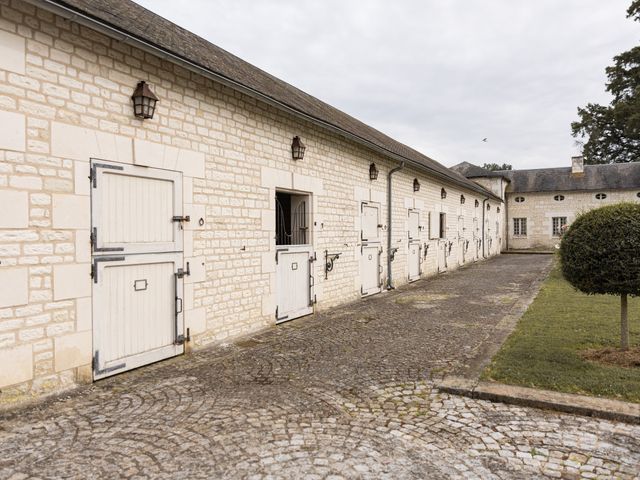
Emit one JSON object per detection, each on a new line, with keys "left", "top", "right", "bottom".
{"left": 369, "top": 163, "right": 379, "bottom": 180}
{"left": 291, "top": 136, "right": 306, "bottom": 160}
{"left": 131, "top": 81, "right": 158, "bottom": 119}
{"left": 441, "top": 188, "right": 447, "bottom": 199}
{"left": 475, "top": 199, "right": 479, "bottom": 207}
{"left": 413, "top": 178, "right": 420, "bottom": 192}
{"left": 460, "top": 195, "right": 465, "bottom": 204}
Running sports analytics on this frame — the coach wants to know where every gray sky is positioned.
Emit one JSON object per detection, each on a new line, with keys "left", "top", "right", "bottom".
{"left": 134, "top": 1, "right": 637, "bottom": 170}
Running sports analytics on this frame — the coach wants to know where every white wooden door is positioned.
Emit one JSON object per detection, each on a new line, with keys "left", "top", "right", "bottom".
{"left": 408, "top": 209, "right": 420, "bottom": 241}
{"left": 91, "top": 160, "right": 185, "bottom": 380}
{"left": 92, "top": 253, "right": 184, "bottom": 379}
{"left": 408, "top": 242, "right": 421, "bottom": 281}
{"left": 361, "top": 202, "right": 381, "bottom": 243}
{"left": 438, "top": 241, "right": 448, "bottom": 272}
{"left": 276, "top": 246, "right": 313, "bottom": 323}
{"left": 91, "top": 161, "right": 183, "bottom": 254}
{"left": 360, "top": 245, "right": 382, "bottom": 296}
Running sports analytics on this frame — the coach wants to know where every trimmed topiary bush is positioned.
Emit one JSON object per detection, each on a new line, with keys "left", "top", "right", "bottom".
{"left": 559, "top": 202, "right": 640, "bottom": 350}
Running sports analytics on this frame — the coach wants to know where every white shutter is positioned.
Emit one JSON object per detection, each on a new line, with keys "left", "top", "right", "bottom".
{"left": 361, "top": 203, "right": 380, "bottom": 243}
{"left": 91, "top": 161, "right": 183, "bottom": 254}
{"left": 408, "top": 210, "right": 420, "bottom": 240}
{"left": 429, "top": 211, "right": 439, "bottom": 239}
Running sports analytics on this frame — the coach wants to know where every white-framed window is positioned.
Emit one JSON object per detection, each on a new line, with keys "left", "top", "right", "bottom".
{"left": 553, "top": 195, "right": 565, "bottom": 202}
{"left": 513, "top": 218, "right": 527, "bottom": 236}
{"left": 552, "top": 216, "right": 567, "bottom": 236}
{"left": 595, "top": 193, "right": 607, "bottom": 200}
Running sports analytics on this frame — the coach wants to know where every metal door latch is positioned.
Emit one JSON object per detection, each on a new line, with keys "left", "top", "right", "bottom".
{"left": 172, "top": 215, "right": 191, "bottom": 223}
{"left": 175, "top": 262, "right": 191, "bottom": 279}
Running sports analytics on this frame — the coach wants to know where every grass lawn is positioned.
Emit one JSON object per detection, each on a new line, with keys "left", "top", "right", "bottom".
{"left": 482, "top": 261, "right": 640, "bottom": 403}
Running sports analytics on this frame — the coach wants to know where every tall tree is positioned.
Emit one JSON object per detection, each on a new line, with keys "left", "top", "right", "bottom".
{"left": 571, "top": 1, "right": 640, "bottom": 164}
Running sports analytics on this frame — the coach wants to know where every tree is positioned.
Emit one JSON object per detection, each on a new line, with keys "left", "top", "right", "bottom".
{"left": 571, "top": 1, "right": 640, "bottom": 165}
{"left": 559, "top": 203, "right": 640, "bottom": 350}
{"left": 482, "top": 163, "right": 512, "bottom": 171}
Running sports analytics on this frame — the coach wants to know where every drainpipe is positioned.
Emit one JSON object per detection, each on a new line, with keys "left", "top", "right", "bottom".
{"left": 387, "top": 162, "right": 405, "bottom": 289}
{"left": 482, "top": 198, "right": 489, "bottom": 258}
{"left": 503, "top": 182, "right": 509, "bottom": 252}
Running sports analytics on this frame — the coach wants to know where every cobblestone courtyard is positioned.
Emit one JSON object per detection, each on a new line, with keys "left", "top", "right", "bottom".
{"left": 1, "top": 255, "right": 639, "bottom": 479}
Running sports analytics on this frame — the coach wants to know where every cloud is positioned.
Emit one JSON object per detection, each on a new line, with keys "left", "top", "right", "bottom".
{"left": 134, "top": 0, "right": 637, "bottom": 169}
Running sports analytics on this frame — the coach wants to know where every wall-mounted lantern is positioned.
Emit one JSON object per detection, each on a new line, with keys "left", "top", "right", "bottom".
{"left": 369, "top": 163, "right": 379, "bottom": 181}
{"left": 413, "top": 178, "right": 420, "bottom": 192}
{"left": 487, "top": 203, "right": 491, "bottom": 210}
{"left": 291, "top": 136, "right": 306, "bottom": 160}
{"left": 475, "top": 199, "right": 479, "bottom": 208}
{"left": 460, "top": 195, "right": 465, "bottom": 204}
{"left": 441, "top": 188, "right": 447, "bottom": 199}
{"left": 131, "top": 81, "right": 158, "bottom": 119}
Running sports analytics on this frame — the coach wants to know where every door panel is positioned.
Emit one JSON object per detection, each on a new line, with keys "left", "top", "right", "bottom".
{"left": 276, "top": 247, "right": 313, "bottom": 323}
{"left": 92, "top": 253, "right": 183, "bottom": 379}
{"left": 361, "top": 203, "right": 381, "bottom": 243}
{"left": 361, "top": 244, "right": 382, "bottom": 296}
{"left": 408, "top": 210, "right": 420, "bottom": 241}
{"left": 408, "top": 241, "right": 421, "bottom": 281}
{"left": 91, "top": 161, "right": 183, "bottom": 254}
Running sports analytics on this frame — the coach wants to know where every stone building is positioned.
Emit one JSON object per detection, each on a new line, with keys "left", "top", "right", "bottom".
{"left": 0, "top": 0, "right": 505, "bottom": 403}
{"left": 453, "top": 157, "right": 640, "bottom": 250}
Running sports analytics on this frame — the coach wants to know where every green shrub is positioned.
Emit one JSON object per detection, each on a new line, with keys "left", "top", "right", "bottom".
{"left": 559, "top": 202, "right": 640, "bottom": 349}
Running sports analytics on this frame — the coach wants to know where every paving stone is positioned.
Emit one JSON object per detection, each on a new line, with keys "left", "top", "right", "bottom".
{"left": 0, "top": 255, "right": 638, "bottom": 479}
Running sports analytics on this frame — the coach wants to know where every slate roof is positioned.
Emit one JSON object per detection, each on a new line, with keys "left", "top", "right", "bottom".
{"left": 453, "top": 161, "right": 640, "bottom": 193}
{"left": 500, "top": 163, "right": 640, "bottom": 193}
{"left": 38, "top": 0, "right": 499, "bottom": 199}
{"left": 451, "top": 162, "right": 504, "bottom": 179}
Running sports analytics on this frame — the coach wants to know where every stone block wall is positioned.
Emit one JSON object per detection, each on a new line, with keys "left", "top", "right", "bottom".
{"left": 0, "top": 0, "right": 502, "bottom": 403}
{"left": 507, "top": 189, "right": 640, "bottom": 250}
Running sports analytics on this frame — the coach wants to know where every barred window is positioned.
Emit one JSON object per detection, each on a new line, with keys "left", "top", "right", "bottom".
{"left": 513, "top": 218, "right": 527, "bottom": 236}
{"left": 552, "top": 217, "right": 567, "bottom": 236}
{"left": 515, "top": 196, "right": 525, "bottom": 203}
{"left": 595, "top": 193, "right": 607, "bottom": 200}
{"left": 554, "top": 195, "right": 565, "bottom": 201}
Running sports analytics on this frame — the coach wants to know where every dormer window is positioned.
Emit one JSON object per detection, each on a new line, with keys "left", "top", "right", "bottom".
{"left": 554, "top": 195, "right": 565, "bottom": 201}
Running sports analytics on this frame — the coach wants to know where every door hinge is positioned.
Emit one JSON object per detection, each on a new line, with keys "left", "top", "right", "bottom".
{"left": 89, "top": 230, "right": 95, "bottom": 248}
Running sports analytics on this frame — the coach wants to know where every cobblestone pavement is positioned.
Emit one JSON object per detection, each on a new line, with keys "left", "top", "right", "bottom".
{"left": 1, "top": 255, "right": 639, "bottom": 479}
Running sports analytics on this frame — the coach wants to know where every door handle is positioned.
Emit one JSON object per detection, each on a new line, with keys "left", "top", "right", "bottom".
{"left": 175, "top": 297, "right": 183, "bottom": 315}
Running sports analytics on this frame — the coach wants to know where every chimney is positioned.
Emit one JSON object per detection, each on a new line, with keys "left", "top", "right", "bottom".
{"left": 571, "top": 155, "right": 584, "bottom": 176}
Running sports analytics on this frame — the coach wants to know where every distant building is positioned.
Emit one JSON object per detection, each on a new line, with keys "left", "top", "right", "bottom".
{"left": 452, "top": 157, "right": 640, "bottom": 250}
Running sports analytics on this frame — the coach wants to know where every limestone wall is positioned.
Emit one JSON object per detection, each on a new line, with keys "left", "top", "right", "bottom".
{"left": 0, "top": 0, "right": 502, "bottom": 402}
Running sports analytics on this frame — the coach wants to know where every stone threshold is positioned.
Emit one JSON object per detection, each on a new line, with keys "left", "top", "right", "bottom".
{"left": 437, "top": 376, "right": 640, "bottom": 425}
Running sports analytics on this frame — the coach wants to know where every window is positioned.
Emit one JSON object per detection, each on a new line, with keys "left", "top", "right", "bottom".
{"left": 595, "top": 193, "right": 607, "bottom": 200}
{"left": 276, "top": 191, "right": 310, "bottom": 245}
{"left": 637, "top": 192, "right": 640, "bottom": 198}
{"left": 553, "top": 195, "right": 565, "bottom": 201}
{"left": 439, "top": 212, "right": 446, "bottom": 239}
{"left": 515, "top": 196, "right": 525, "bottom": 203}
{"left": 552, "top": 217, "right": 567, "bottom": 237}
{"left": 513, "top": 218, "right": 527, "bottom": 236}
